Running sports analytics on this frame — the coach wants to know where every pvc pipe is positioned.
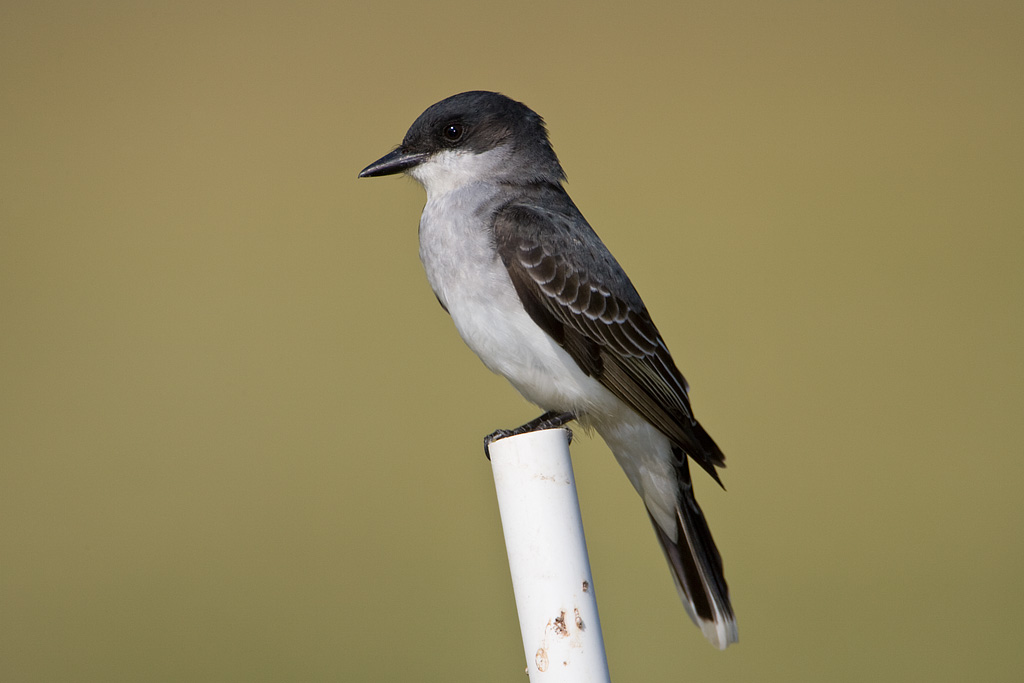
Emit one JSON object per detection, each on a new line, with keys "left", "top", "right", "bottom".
{"left": 489, "top": 428, "right": 611, "bottom": 682}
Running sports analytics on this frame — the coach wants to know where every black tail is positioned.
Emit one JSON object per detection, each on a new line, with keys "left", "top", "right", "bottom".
{"left": 648, "top": 454, "right": 737, "bottom": 649}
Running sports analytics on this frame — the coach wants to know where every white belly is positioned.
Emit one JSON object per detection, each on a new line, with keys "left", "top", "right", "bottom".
{"left": 418, "top": 187, "right": 618, "bottom": 415}
{"left": 417, "top": 184, "right": 678, "bottom": 529}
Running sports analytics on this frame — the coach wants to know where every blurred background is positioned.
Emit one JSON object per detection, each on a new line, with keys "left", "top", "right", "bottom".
{"left": 2, "top": 1, "right": 1022, "bottom": 681}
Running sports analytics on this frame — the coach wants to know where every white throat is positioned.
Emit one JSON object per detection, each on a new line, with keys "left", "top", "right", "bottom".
{"left": 409, "top": 147, "right": 512, "bottom": 198}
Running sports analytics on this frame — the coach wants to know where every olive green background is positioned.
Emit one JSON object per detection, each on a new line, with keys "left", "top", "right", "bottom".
{"left": 2, "top": 2, "right": 1021, "bottom": 681}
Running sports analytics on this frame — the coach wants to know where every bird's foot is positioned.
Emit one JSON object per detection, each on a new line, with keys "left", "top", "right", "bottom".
{"left": 484, "top": 410, "right": 576, "bottom": 460}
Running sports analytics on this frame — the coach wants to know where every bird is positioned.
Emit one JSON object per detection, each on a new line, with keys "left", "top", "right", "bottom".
{"left": 358, "top": 91, "right": 737, "bottom": 649}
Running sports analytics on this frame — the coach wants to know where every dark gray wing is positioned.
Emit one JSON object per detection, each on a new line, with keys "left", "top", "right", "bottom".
{"left": 492, "top": 199, "right": 725, "bottom": 483}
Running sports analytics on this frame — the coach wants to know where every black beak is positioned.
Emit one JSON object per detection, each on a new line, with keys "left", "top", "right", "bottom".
{"left": 358, "top": 148, "right": 429, "bottom": 178}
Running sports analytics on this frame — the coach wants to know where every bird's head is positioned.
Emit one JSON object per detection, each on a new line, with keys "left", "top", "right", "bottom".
{"left": 358, "top": 91, "right": 565, "bottom": 195}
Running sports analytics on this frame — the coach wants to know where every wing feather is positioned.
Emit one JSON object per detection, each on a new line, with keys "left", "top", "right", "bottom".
{"left": 493, "top": 200, "right": 725, "bottom": 480}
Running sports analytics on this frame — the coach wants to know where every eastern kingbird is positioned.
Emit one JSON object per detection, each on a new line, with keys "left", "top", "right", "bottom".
{"left": 358, "top": 91, "right": 737, "bottom": 649}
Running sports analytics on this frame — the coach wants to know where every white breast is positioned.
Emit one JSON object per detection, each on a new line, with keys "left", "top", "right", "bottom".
{"left": 415, "top": 184, "right": 617, "bottom": 416}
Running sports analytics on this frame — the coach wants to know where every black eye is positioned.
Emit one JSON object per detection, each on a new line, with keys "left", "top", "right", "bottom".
{"left": 442, "top": 123, "right": 464, "bottom": 142}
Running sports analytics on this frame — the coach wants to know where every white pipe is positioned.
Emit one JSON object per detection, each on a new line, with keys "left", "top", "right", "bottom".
{"left": 489, "top": 428, "right": 611, "bottom": 682}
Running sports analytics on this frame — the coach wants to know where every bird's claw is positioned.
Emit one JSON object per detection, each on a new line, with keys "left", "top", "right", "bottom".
{"left": 483, "top": 429, "right": 515, "bottom": 460}
{"left": 483, "top": 413, "right": 576, "bottom": 460}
